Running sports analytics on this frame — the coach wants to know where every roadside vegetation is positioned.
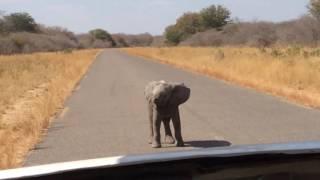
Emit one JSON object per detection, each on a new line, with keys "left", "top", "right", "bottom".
{"left": 0, "top": 12, "right": 153, "bottom": 55}
{"left": 160, "top": 1, "right": 320, "bottom": 47}
{"left": 2, "top": 1, "right": 320, "bottom": 51}
{"left": 0, "top": 49, "right": 100, "bottom": 169}
{"left": 125, "top": 47, "right": 320, "bottom": 108}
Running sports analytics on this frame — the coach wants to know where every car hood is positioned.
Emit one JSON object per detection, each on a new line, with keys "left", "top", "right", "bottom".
{"left": 1, "top": 141, "right": 320, "bottom": 179}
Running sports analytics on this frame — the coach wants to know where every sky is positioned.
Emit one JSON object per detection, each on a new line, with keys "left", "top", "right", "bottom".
{"left": 0, "top": 0, "right": 310, "bottom": 35}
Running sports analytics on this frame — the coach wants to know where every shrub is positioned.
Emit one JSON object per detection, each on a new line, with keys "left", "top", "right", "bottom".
{"left": 175, "top": 12, "right": 203, "bottom": 40}
{"left": 112, "top": 34, "right": 129, "bottom": 47}
{"left": 286, "top": 46, "right": 302, "bottom": 56}
{"left": 180, "top": 16, "right": 320, "bottom": 47}
{"left": 165, "top": 25, "right": 184, "bottom": 45}
{"left": 3, "top": 12, "right": 38, "bottom": 33}
{"left": 120, "top": 33, "right": 153, "bottom": 47}
{"left": 164, "top": 4, "right": 231, "bottom": 45}
{"left": 0, "top": 12, "right": 80, "bottom": 54}
{"left": 150, "top": 36, "right": 166, "bottom": 47}
{"left": 309, "top": 0, "right": 320, "bottom": 20}
{"left": 199, "top": 5, "right": 231, "bottom": 29}
{"left": 310, "top": 48, "right": 320, "bottom": 56}
{"left": 270, "top": 48, "right": 284, "bottom": 58}
{"left": 276, "top": 16, "right": 320, "bottom": 46}
{"left": 0, "top": 37, "right": 20, "bottom": 54}
{"left": 89, "top": 29, "right": 115, "bottom": 46}
{"left": 91, "top": 39, "right": 113, "bottom": 48}
{"left": 180, "top": 29, "right": 224, "bottom": 46}
{"left": 77, "top": 34, "right": 94, "bottom": 49}
{"left": 0, "top": 32, "right": 79, "bottom": 54}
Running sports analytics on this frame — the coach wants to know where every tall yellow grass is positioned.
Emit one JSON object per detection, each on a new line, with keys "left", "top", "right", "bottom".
{"left": 124, "top": 47, "right": 320, "bottom": 108}
{"left": 0, "top": 49, "right": 100, "bottom": 169}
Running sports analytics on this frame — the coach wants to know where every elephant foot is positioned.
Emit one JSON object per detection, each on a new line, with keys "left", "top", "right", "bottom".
{"left": 152, "top": 142, "right": 161, "bottom": 148}
{"left": 165, "top": 135, "right": 175, "bottom": 144}
{"left": 176, "top": 141, "right": 184, "bottom": 147}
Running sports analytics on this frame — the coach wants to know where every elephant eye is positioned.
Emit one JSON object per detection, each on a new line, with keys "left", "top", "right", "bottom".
{"left": 154, "top": 98, "right": 160, "bottom": 103}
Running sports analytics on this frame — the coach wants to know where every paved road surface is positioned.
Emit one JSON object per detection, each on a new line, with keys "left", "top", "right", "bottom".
{"left": 26, "top": 49, "right": 320, "bottom": 166}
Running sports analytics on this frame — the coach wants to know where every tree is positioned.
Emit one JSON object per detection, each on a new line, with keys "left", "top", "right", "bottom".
{"left": 89, "top": 28, "right": 115, "bottom": 46}
{"left": 164, "top": 13, "right": 200, "bottom": 45}
{"left": 164, "top": 25, "right": 183, "bottom": 45}
{"left": 89, "top": 29, "right": 112, "bottom": 40}
{"left": 164, "top": 4, "right": 231, "bottom": 45}
{"left": 309, "top": 0, "right": 320, "bottom": 20}
{"left": 4, "top": 12, "right": 38, "bottom": 32}
{"left": 199, "top": 5, "right": 231, "bottom": 29}
{"left": 175, "top": 12, "right": 203, "bottom": 39}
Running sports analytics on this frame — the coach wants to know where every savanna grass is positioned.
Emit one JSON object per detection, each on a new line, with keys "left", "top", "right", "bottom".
{"left": 0, "top": 49, "right": 101, "bottom": 169}
{"left": 124, "top": 47, "right": 320, "bottom": 109}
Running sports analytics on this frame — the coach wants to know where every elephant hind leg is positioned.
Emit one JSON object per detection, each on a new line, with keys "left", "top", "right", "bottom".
{"left": 163, "top": 118, "right": 175, "bottom": 144}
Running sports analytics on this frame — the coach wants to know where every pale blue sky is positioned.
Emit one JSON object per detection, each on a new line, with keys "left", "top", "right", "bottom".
{"left": 0, "top": 0, "right": 310, "bottom": 35}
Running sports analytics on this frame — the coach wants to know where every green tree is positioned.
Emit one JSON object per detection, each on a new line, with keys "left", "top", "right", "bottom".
{"left": 4, "top": 12, "right": 38, "bottom": 32}
{"left": 164, "top": 25, "right": 183, "bottom": 45}
{"left": 164, "top": 4, "right": 231, "bottom": 45}
{"left": 199, "top": 5, "right": 230, "bottom": 29}
{"left": 89, "top": 28, "right": 115, "bottom": 46}
{"left": 176, "top": 12, "right": 203, "bottom": 39}
{"left": 309, "top": 0, "right": 320, "bottom": 20}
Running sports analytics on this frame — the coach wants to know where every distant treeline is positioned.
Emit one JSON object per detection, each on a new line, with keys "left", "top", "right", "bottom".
{"left": 179, "top": 16, "right": 320, "bottom": 47}
{"left": 158, "top": 1, "right": 320, "bottom": 47}
{"left": 0, "top": 12, "right": 153, "bottom": 54}
{"left": 159, "top": 0, "right": 320, "bottom": 47}
{"left": 2, "top": 0, "right": 320, "bottom": 54}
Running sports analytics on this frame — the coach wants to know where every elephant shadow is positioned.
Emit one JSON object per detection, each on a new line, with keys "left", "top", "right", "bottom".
{"left": 185, "top": 140, "right": 231, "bottom": 148}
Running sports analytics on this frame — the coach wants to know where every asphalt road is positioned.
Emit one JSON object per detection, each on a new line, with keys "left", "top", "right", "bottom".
{"left": 25, "top": 49, "right": 320, "bottom": 166}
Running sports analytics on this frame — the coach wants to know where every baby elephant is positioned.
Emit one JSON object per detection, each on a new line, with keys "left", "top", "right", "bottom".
{"left": 145, "top": 80, "right": 190, "bottom": 148}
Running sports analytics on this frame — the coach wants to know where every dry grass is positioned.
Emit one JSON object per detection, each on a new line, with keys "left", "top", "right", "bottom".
{"left": 124, "top": 47, "right": 320, "bottom": 109}
{"left": 0, "top": 49, "right": 101, "bottom": 169}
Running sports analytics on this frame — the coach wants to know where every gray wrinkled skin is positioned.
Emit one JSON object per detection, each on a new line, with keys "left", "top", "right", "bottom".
{"left": 144, "top": 80, "right": 190, "bottom": 148}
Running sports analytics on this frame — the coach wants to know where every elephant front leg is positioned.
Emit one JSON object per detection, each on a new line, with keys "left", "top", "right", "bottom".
{"left": 163, "top": 118, "right": 175, "bottom": 144}
{"left": 152, "top": 109, "right": 162, "bottom": 148}
{"left": 172, "top": 107, "right": 184, "bottom": 147}
{"left": 148, "top": 103, "right": 154, "bottom": 144}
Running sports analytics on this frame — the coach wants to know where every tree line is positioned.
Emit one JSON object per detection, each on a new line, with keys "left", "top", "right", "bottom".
{"left": 1, "top": 0, "right": 320, "bottom": 54}
{"left": 0, "top": 12, "right": 153, "bottom": 54}
{"left": 163, "top": 0, "right": 320, "bottom": 47}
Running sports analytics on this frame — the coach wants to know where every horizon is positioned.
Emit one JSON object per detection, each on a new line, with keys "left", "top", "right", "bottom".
{"left": 0, "top": 0, "right": 310, "bottom": 35}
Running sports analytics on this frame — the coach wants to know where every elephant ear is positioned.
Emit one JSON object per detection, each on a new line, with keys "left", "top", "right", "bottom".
{"left": 169, "top": 83, "right": 190, "bottom": 106}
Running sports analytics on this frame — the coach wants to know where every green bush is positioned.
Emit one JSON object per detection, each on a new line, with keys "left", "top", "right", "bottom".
{"left": 175, "top": 13, "right": 203, "bottom": 39}
{"left": 89, "top": 29, "right": 115, "bottom": 46}
{"left": 286, "top": 46, "right": 302, "bottom": 56}
{"left": 3, "top": 12, "right": 38, "bottom": 33}
{"left": 164, "top": 4, "right": 231, "bottom": 45}
{"left": 199, "top": 5, "right": 230, "bottom": 29}
{"left": 309, "top": 0, "right": 320, "bottom": 20}
{"left": 165, "top": 25, "right": 184, "bottom": 45}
